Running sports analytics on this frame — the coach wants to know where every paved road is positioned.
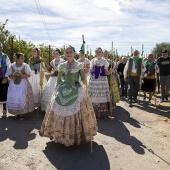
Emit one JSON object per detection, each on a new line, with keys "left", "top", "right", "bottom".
{"left": 0, "top": 99, "right": 170, "bottom": 170}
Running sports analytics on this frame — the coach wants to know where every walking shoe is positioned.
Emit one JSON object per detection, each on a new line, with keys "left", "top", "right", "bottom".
{"left": 124, "top": 93, "right": 127, "bottom": 98}
{"left": 160, "top": 96, "right": 164, "bottom": 103}
{"left": 143, "top": 97, "right": 146, "bottom": 101}
{"left": 133, "top": 98, "right": 137, "bottom": 103}
{"left": 148, "top": 99, "right": 152, "bottom": 105}
{"left": 164, "top": 95, "right": 168, "bottom": 101}
{"left": 2, "top": 110, "right": 7, "bottom": 118}
{"left": 129, "top": 99, "right": 132, "bottom": 107}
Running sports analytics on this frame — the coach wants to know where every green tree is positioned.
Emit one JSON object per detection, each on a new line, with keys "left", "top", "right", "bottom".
{"left": 152, "top": 42, "right": 170, "bottom": 59}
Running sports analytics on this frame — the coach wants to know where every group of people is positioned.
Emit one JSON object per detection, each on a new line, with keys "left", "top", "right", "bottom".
{"left": 0, "top": 41, "right": 170, "bottom": 146}
{"left": 117, "top": 49, "right": 170, "bottom": 105}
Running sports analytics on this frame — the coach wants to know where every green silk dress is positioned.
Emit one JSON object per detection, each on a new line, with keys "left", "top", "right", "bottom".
{"left": 41, "top": 60, "right": 98, "bottom": 146}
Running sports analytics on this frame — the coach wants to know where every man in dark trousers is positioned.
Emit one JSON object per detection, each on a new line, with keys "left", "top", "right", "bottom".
{"left": 0, "top": 42, "right": 11, "bottom": 117}
{"left": 117, "top": 57, "right": 128, "bottom": 98}
{"left": 157, "top": 50, "right": 170, "bottom": 102}
{"left": 124, "top": 50, "right": 145, "bottom": 106}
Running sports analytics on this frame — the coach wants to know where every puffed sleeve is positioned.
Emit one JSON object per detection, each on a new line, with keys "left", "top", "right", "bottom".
{"left": 5, "top": 55, "right": 11, "bottom": 77}
{"left": 41, "top": 62, "right": 48, "bottom": 72}
{"left": 25, "top": 64, "right": 31, "bottom": 75}
{"left": 104, "top": 59, "right": 109, "bottom": 70}
{"left": 90, "top": 59, "right": 93, "bottom": 69}
{"left": 8, "top": 65, "right": 13, "bottom": 76}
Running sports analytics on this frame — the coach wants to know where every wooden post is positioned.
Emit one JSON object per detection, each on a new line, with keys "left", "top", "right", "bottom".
{"left": 49, "top": 44, "right": 51, "bottom": 65}
{"left": 112, "top": 41, "right": 113, "bottom": 52}
{"left": 11, "top": 37, "right": 14, "bottom": 63}
{"left": 142, "top": 44, "right": 144, "bottom": 57}
{"left": 19, "top": 35, "right": 21, "bottom": 51}
{"left": 82, "top": 34, "right": 93, "bottom": 153}
{"left": 131, "top": 46, "right": 133, "bottom": 56}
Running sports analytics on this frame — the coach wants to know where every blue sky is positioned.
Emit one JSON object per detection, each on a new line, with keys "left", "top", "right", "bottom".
{"left": 0, "top": 0, "right": 170, "bottom": 56}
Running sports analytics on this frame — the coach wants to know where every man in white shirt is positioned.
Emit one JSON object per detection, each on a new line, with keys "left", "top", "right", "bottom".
{"left": 124, "top": 50, "right": 145, "bottom": 105}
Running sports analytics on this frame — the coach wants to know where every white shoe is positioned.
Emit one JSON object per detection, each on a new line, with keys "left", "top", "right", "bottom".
{"left": 148, "top": 100, "right": 152, "bottom": 105}
{"left": 2, "top": 110, "right": 7, "bottom": 118}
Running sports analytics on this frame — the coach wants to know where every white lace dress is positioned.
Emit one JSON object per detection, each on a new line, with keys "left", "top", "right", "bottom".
{"left": 7, "top": 63, "right": 34, "bottom": 115}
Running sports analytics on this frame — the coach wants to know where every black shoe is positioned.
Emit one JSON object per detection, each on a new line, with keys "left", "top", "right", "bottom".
{"left": 133, "top": 99, "right": 137, "bottom": 103}
{"left": 129, "top": 101, "right": 133, "bottom": 107}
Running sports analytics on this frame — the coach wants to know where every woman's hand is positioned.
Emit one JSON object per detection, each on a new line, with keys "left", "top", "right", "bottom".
{"left": 84, "top": 68, "right": 89, "bottom": 74}
{"left": 119, "top": 72, "right": 122, "bottom": 76}
{"left": 13, "top": 76, "right": 17, "bottom": 80}
{"left": 108, "top": 68, "right": 114, "bottom": 75}
{"left": 14, "top": 73, "right": 21, "bottom": 77}
{"left": 20, "top": 74, "right": 25, "bottom": 78}
{"left": 2, "top": 77, "right": 8, "bottom": 84}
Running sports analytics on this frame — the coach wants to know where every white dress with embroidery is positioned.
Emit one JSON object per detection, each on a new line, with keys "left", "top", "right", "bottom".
{"left": 6, "top": 63, "right": 34, "bottom": 115}
{"left": 28, "top": 60, "right": 47, "bottom": 105}
{"left": 88, "top": 57, "right": 110, "bottom": 103}
{"left": 41, "top": 58, "right": 65, "bottom": 111}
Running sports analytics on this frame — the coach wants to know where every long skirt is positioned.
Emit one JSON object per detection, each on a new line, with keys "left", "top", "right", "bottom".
{"left": 28, "top": 71, "right": 46, "bottom": 106}
{"left": 0, "top": 78, "right": 8, "bottom": 104}
{"left": 41, "top": 76, "right": 57, "bottom": 111}
{"left": 141, "top": 78, "right": 156, "bottom": 92}
{"left": 109, "top": 75, "right": 120, "bottom": 108}
{"left": 88, "top": 75, "right": 110, "bottom": 115}
{"left": 41, "top": 86, "right": 98, "bottom": 146}
{"left": 7, "top": 79, "right": 34, "bottom": 115}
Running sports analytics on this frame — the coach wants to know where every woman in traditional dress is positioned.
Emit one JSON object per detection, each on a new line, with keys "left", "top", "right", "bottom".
{"left": 28, "top": 48, "right": 47, "bottom": 107}
{"left": 41, "top": 49, "right": 65, "bottom": 111}
{"left": 77, "top": 50, "right": 91, "bottom": 83}
{"left": 88, "top": 47, "right": 113, "bottom": 119}
{"left": 6, "top": 53, "right": 34, "bottom": 120}
{"left": 41, "top": 45, "right": 97, "bottom": 146}
{"left": 103, "top": 50, "right": 120, "bottom": 108}
{"left": 77, "top": 50, "right": 91, "bottom": 68}
{"left": 141, "top": 54, "right": 157, "bottom": 104}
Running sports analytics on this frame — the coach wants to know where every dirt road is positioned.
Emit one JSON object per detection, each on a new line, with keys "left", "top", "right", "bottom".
{"left": 0, "top": 99, "right": 170, "bottom": 170}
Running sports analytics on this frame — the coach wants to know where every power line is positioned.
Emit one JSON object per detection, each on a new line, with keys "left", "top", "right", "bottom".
{"left": 0, "top": 9, "right": 27, "bottom": 35}
{"left": 34, "top": 0, "right": 54, "bottom": 45}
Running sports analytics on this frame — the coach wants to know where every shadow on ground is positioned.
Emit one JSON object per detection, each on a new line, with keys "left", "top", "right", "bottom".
{"left": 0, "top": 110, "right": 44, "bottom": 149}
{"left": 135, "top": 101, "right": 170, "bottom": 119}
{"left": 43, "top": 141, "right": 110, "bottom": 170}
{"left": 122, "top": 95, "right": 170, "bottom": 119}
{"left": 98, "top": 106, "right": 145, "bottom": 155}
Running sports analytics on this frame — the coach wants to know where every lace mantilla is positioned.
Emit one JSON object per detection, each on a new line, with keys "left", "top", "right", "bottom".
{"left": 91, "top": 58, "right": 107, "bottom": 67}
{"left": 51, "top": 58, "right": 65, "bottom": 71}
{"left": 11, "top": 62, "right": 27, "bottom": 70}
{"left": 58, "top": 60, "right": 84, "bottom": 73}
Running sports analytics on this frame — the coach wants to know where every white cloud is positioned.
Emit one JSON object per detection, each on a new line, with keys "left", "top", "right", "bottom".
{"left": 0, "top": 0, "right": 170, "bottom": 55}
